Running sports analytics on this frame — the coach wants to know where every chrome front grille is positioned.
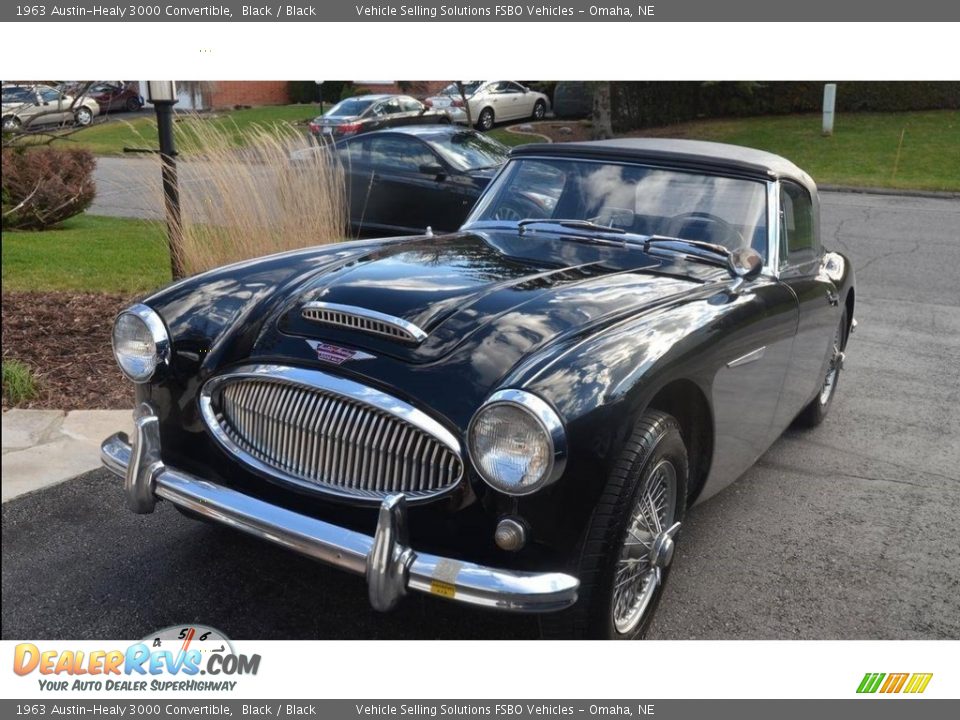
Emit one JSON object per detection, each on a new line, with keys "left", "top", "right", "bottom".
{"left": 200, "top": 365, "right": 462, "bottom": 502}
{"left": 301, "top": 301, "right": 427, "bottom": 344}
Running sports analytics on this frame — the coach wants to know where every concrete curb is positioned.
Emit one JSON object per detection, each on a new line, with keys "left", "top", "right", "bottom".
{"left": 819, "top": 185, "right": 960, "bottom": 200}
{"left": 2, "top": 409, "right": 131, "bottom": 502}
{"left": 503, "top": 124, "right": 554, "bottom": 143}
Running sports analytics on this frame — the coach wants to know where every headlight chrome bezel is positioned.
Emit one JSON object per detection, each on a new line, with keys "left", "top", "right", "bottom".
{"left": 111, "top": 303, "right": 170, "bottom": 383}
{"left": 467, "top": 389, "right": 567, "bottom": 496}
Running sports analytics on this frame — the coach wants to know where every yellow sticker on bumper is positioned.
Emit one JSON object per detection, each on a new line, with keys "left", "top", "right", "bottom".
{"left": 430, "top": 580, "right": 456, "bottom": 598}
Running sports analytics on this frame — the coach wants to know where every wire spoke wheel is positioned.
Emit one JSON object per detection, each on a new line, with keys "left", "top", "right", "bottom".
{"left": 819, "top": 322, "right": 844, "bottom": 406}
{"left": 612, "top": 458, "right": 678, "bottom": 635}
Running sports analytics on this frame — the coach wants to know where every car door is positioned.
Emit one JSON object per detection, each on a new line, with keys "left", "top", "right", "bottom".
{"left": 337, "top": 135, "right": 381, "bottom": 231}
{"left": 488, "top": 82, "right": 522, "bottom": 121}
{"left": 771, "top": 180, "right": 842, "bottom": 432}
{"left": 706, "top": 264, "right": 799, "bottom": 500}
{"left": 509, "top": 82, "right": 536, "bottom": 118}
{"left": 36, "top": 87, "right": 67, "bottom": 125}
{"left": 366, "top": 134, "right": 458, "bottom": 233}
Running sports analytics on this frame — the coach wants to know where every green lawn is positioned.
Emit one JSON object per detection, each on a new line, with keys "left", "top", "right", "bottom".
{"left": 488, "top": 128, "right": 549, "bottom": 147}
{"left": 2, "top": 215, "right": 171, "bottom": 293}
{"left": 47, "top": 104, "right": 323, "bottom": 156}
{"left": 647, "top": 110, "right": 960, "bottom": 192}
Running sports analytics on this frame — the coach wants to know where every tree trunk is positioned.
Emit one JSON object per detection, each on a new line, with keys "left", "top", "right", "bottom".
{"left": 591, "top": 82, "right": 613, "bottom": 140}
{"left": 455, "top": 81, "right": 473, "bottom": 127}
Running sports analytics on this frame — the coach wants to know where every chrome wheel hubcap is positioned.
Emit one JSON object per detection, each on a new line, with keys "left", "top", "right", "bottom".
{"left": 612, "top": 459, "right": 679, "bottom": 635}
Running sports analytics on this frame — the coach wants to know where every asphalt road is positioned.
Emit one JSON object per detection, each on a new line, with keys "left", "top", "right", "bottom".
{"left": 3, "top": 191, "right": 959, "bottom": 640}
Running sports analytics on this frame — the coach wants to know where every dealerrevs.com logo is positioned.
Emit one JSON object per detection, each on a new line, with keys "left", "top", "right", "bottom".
{"left": 13, "top": 625, "right": 260, "bottom": 692}
{"left": 857, "top": 673, "right": 933, "bottom": 694}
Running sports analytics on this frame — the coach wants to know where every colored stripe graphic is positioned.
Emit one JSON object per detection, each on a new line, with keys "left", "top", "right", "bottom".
{"left": 904, "top": 673, "right": 934, "bottom": 694}
{"left": 857, "top": 672, "right": 933, "bottom": 694}
{"left": 857, "top": 673, "right": 885, "bottom": 693}
{"left": 880, "top": 673, "right": 909, "bottom": 693}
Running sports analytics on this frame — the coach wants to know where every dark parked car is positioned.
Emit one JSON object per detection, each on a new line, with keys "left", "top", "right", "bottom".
{"left": 334, "top": 125, "right": 509, "bottom": 235}
{"left": 308, "top": 94, "right": 450, "bottom": 143}
{"left": 102, "top": 139, "right": 855, "bottom": 639}
{"left": 83, "top": 82, "right": 144, "bottom": 113}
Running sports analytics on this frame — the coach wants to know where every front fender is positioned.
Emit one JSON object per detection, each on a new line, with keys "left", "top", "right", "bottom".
{"left": 501, "top": 282, "right": 737, "bottom": 553}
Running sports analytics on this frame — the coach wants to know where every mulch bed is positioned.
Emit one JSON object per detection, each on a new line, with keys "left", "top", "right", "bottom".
{"left": 512, "top": 120, "right": 702, "bottom": 144}
{"left": 2, "top": 292, "right": 136, "bottom": 411}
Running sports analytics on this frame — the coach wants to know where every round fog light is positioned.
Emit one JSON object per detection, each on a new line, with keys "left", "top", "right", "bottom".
{"left": 494, "top": 518, "right": 526, "bottom": 552}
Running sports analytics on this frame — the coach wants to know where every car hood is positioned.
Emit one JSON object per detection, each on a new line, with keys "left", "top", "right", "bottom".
{"left": 269, "top": 229, "right": 715, "bottom": 369}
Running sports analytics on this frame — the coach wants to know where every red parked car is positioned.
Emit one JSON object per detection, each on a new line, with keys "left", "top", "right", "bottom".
{"left": 84, "top": 82, "right": 144, "bottom": 113}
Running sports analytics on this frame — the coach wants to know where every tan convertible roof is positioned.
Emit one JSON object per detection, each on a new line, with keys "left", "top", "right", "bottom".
{"left": 511, "top": 138, "right": 818, "bottom": 196}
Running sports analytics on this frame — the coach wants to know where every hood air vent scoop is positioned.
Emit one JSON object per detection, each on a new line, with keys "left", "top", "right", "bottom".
{"left": 301, "top": 301, "right": 428, "bottom": 344}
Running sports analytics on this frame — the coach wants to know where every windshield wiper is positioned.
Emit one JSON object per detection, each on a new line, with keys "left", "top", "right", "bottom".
{"left": 518, "top": 218, "right": 626, "bottom": 236}
{"left": 643, "top": 235, "right": 731, "bottom": 257}
{"left": 641, "top": 235, "right": 732, "bottom": 268}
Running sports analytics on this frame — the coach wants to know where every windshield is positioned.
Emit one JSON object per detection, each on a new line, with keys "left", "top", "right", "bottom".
{"left": 440, "top": 82, "right": 483, "bottom": 97}
{"left": 428, "top": 131, "right": 509, "bottom": 171}
{"left": 2, "top": 86, "right": 34, "bottom": 103}
{"left": 326, "top": 98, "right": 375, "bottom": 118}
{"left": 468, "top": 158, "right": 770, "bottom": 257}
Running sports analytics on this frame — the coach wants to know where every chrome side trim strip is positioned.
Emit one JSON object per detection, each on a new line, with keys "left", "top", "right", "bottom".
{"left": 726, "top": 346, "right": 767, "bottom": 368}
{"left": 101, "top": 423, "right": 579, "bottom": 613}
{"left": 301, "top": 301, "right": 428, "bottom": 344}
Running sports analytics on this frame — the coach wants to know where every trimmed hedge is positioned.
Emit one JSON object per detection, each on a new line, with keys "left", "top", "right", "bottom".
{"left": 609, "top": 81, "right": 960, "bottom": 131}
{"left": 2, "top": 148, "right": 96, "bottom": 230}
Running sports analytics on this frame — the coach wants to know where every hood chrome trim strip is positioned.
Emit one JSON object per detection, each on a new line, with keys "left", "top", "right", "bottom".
{"left": 302, "top": 301, "right": 428, "bottom": 344}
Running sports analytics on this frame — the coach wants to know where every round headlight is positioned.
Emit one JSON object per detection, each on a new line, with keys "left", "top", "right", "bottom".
{"left": 468, "top": 390, "right": 566, "bottom": 496}
{"left": 112, "top": 304, "right": 169, "bottom": 383}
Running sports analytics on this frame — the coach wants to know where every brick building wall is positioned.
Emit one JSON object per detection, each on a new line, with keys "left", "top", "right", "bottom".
{"left": 353, "top": 81, "right": 450, "bottom": 98}
{"left": 186, "top": 80, "right": 454, "bottom": 110}
{"left": 207, "top": 81, "right": 290, "bottom": 109}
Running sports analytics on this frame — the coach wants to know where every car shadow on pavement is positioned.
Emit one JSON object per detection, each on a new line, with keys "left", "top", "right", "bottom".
{"left": 1, "top": 468, "right": 539, "bottom": 640}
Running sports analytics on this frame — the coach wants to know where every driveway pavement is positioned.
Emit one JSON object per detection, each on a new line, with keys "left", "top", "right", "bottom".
{"left": 2, "top": 191, "right": 959, "bottom": 640}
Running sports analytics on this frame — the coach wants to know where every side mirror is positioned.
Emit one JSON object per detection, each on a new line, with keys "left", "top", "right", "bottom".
{"left": 727, "top": 247, "right": 763, "bottom": 289}
{"left": 419, "top": 163, "right": 445, "bottom": 179}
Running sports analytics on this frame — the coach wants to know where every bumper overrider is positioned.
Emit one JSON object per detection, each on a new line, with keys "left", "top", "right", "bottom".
{"left": 100, "top": 404, "right": 579, "bottom": 613}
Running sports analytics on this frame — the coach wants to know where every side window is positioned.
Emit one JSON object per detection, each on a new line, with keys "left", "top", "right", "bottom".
{"left": 39, "top": 88, "right": 61, "bottom": 103}
{"left": 337, "top": 137, "right": 369, "bottom": 166}
{"left": 400, "top": 98, "right": 423, "bottom": 113}
{"left": 368, "top": 136, "right": 439, "bottom": 173}
{"left": 374, "top": 99, "right": 401, "bottom": 115}
{"left": 780, "top": 181, "right": 816, "bottom": 265}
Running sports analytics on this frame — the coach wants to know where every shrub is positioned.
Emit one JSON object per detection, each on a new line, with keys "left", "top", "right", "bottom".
{"left": 2, "top": 359, "right": 40, "bottom": 406}
{"left": 610, "top": 81, "right": 960, "bottom": 132}
{"left": 288, "top": 81, "right": 321, "bottom": 104}
{"left": 2, "top": 147, "right": 96, "bottom": 230}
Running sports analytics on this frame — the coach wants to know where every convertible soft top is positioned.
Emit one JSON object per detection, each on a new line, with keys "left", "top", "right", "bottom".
{"left": 511, "top": 138, "right": 818, "bottom": 196}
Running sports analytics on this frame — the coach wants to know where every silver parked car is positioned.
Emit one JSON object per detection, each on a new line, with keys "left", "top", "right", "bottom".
{"left": 426, "top": 81, "right": 549, "bottom": 130}
{"left": 1, "top": 84, "right": 100, "bottom": 132}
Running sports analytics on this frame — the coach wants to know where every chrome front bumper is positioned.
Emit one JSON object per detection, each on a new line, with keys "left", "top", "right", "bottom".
{"left": 100, "top": 405, "right": 579, "bottom": 613}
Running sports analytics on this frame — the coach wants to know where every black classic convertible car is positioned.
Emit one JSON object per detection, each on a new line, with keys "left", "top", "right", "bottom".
{"left": 102, "top": 139, "right": 855, "bottom": 639}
